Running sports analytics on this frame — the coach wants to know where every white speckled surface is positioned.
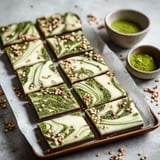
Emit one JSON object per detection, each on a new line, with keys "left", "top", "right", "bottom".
{"left": 0, "top": 0, "right": 160, "bottom": 160}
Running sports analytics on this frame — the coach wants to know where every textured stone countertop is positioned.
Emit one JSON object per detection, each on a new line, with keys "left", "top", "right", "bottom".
{"left": 0, "top": 0, "right": 160, "bottom": 160}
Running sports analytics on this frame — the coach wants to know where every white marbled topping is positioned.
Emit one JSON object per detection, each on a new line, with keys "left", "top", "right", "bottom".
{"left": 38, "top": 112, "right": 94, "bottom": 149}
{"left": 86, "top": 97, "right": 144, "bottom": 135}
{"left": 47, "top": 30, "right": 92, "bottom": 58}
{"left": 5, "top": 40, "right": 50, "bottom": 69}
{"left": 73, "top": 72, "right": 126, "bottom": 108}
{"left": 0, "top": 21, "right": 40, "bottom": 46}
{"left": 59, "top": 51, "right": 109, "bottom": 83}
{"left": 37, "top": 12, "right": 81, "bottom": 37}
{"left": 17, "top": 60, "right": 63, "bottom": 94}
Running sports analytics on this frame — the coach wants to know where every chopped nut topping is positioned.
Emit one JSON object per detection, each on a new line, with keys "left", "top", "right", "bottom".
{"left": 83, "top": 93, "right": 93, "bottom": 103}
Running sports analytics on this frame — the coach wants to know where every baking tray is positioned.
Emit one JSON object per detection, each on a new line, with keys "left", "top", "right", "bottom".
{"left": 0, "top": 25, "right": 159, "bottom": 159}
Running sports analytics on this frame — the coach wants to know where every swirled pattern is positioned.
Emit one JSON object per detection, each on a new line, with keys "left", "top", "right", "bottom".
{"left": 47, "top": 30, "right": 93, "bottom": 58}
{"left": 28, "top": 84, "right": 80, "bottom": 119}
{"left": 5, "top": 40, "right": 50, "bottom": 69}
{"left": 38, "top": 112, "right": 94, "bottom": 149}
{"left": 0, "top": 21, "right": 40, "bottom": 46}
{"left": 37, "top": 12, "right": 81, "bottom": 37}
{"left": 17, "top": 60, "right": 63, "bottom": 94}
{"left": 59, "top": 51, "right": 109, "bottom": 83}
{"left": 73, "top": 73, "right": 126, "bottom": 108}
{"left": 86, "top": 97, "right": 144, "bottom": 135}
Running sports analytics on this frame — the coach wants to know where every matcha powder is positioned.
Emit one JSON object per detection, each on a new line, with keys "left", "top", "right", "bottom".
{"left": 130, "top": 52, "right": 156, "bottom": 71}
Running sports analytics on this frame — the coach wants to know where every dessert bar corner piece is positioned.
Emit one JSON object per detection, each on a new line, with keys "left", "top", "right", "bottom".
{"left": 17, "top": 60, "right": 63, "bottom": 94}
{"left": 0, "top": 21, "right": 40, "bottom": 46}
{"left": 38, "top": 112, "right": 94, "bottom": 149}
{"left": 5, "top": 40, "right": 50, "bottom": 70}
{"left": 36, "top": 12, "right": 82, "bottom": 37}
{"left": 47, "top": 30, "right": 93, "bottom": 59}
{"left": 73, "top": 73, "right": 126, "bottom": 108}
{"left": 28, "top": 83, "right": 80, "bottom": 119}
{"left": 59, "top": 51, "right": 109, "bottom": 83}
{"left": 86, "top": 97, "right": 144, "bottom": 136}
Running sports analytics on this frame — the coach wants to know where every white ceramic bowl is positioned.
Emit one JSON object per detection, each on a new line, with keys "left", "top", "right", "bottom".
{"left": 126, "top": 45, "right": 160, "bottom": 79}
{"left": 104, "top": 9, "right": 150, "bottom": 48}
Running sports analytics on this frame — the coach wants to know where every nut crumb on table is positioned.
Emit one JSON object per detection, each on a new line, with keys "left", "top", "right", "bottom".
{"left": 143, "top": 85, "right": 159, "bottom": 106}
{"left": 108, "top": 147, "right": 125, "bottom": 160}
{"left": 86, "top": 14, "right": 105, "bottom": 29}
{"left": 4, "top": 120, "right": 15, "bottom": 133}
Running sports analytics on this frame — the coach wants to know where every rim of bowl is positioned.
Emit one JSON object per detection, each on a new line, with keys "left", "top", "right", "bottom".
{"left": 104, "top": 9, "right": 150, "bottom": 37}
{"left": 127, "top": 45, "right": 160, "bottom": 73}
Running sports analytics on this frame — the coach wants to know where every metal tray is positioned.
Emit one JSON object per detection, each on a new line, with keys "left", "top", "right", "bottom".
{"left": 0, "top": 25, "right": 159, "bottom": 159}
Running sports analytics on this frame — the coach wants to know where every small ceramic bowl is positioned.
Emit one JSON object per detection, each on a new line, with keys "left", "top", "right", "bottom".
{"left": 104, "top": 9, "right": 150, "bottom": 48}
{"left": 126, "top": 45, "right": 160, "bottom": 79}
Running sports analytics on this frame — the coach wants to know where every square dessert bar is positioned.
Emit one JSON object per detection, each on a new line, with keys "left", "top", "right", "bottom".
{"left": 0, "top": 21, "right": 40, "bottom": 46}
{"left": 47, "top": 30, "right": 93, "bottom": 59}
{"left": 59, "top": 51, "right": 109, "bottom": 83}
{"left": 36, "top": 12, "right": 82, "bottom": 37}
{"left": 28, "top": 84, "right": 80, "bottom": 119}
{"left": 17, "top": 60, "right": 63, "bottom": 94}
{"left": 73, "top": 72, "right": 126, "bottom": 108}
{"left": 38, "top": 112, "right": 94, "bottom": 149}
{"left": 5, "top": 40, "right": 50, "bottom": 70}
{"left": 86, "top": 97, "right": 144, "bottom": 136}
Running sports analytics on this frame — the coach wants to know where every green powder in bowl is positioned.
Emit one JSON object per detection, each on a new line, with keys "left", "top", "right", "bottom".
{"left": 130, "top": 52, "right": 157, "bottom": 71}
{"left": 111, "top": 20, "right": 142, "bottom": 34}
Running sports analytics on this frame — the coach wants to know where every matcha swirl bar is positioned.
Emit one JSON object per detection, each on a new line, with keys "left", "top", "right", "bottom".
{"left": 0, "top": 21, "right": 40, "bottom": 46}
{"left": 86, "top": 97, "right": 144, "bottom": 136}
{"left": 5, "top": 40, "right": 50, "bottom": 70}
{"left": 28, "top": 84, "right": 80, "bottom": 119}
{"left": 37, "top": 12, "right": 82, "bottom": 37}
{"left": 38, "top": 112, "right": 94, "bottom": 149}
{"left": 17, "top": 60, "right": 63, "bottom": 94}
{"left": 59, "top": 51, "right": 109, "bottom": 83}
{"left": 73, "top": 73, "right": 126, "bottom": 108}
{"left": 47, "top": 30, "right": 93, "bottom": 59}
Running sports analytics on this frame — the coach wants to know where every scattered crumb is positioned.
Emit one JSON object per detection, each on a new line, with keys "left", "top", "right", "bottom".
{"left": 13, "top": 87, "right": 25, "bottom": 99}
{"left": 30, "top": 5, "right": 34, "bottom": 8}
{"left": 44, "top": 148, "right": 51, "bottom": 154}
{"left": 4, "top": 120, "right": 15, "bottom": 133}
{"left": 87, "top": 14, "right": 97, "bottom": 25}
{"left": 138, "top": 153, "right": 148, "bottom": 160}
{"left": 97, "top": 23, "right": 105, "bottom": 29}
{"left": 108, "top": 151, "right": 113, "bottom": 155}
{"left": 74, "top": 4, "right": 80, "bottom": 8}
{"left": 119, "top": 54, "right": 127, "bottom": 61}
{"left": 86, "top": 13, "right": 106, "bottom": 30}
{"left": 108, "top": 147, "right": 125, "bottom": 160}
{"left": 155, "top": 79, "right": 160, "bottom": 82}
{"left": 0, "top": 89, "right": 4, "bottom": 96}
{"left": 96, "top": 152, "right": 101, "bottom": 157}
{"left": 37, "top": 139, "right": 41, "bottom": 144}
{"left": 0, "top": 98, "right": 7, "bottom": 109}
{"left": 143, "top": 85, "right": 159, "bottom": 106}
